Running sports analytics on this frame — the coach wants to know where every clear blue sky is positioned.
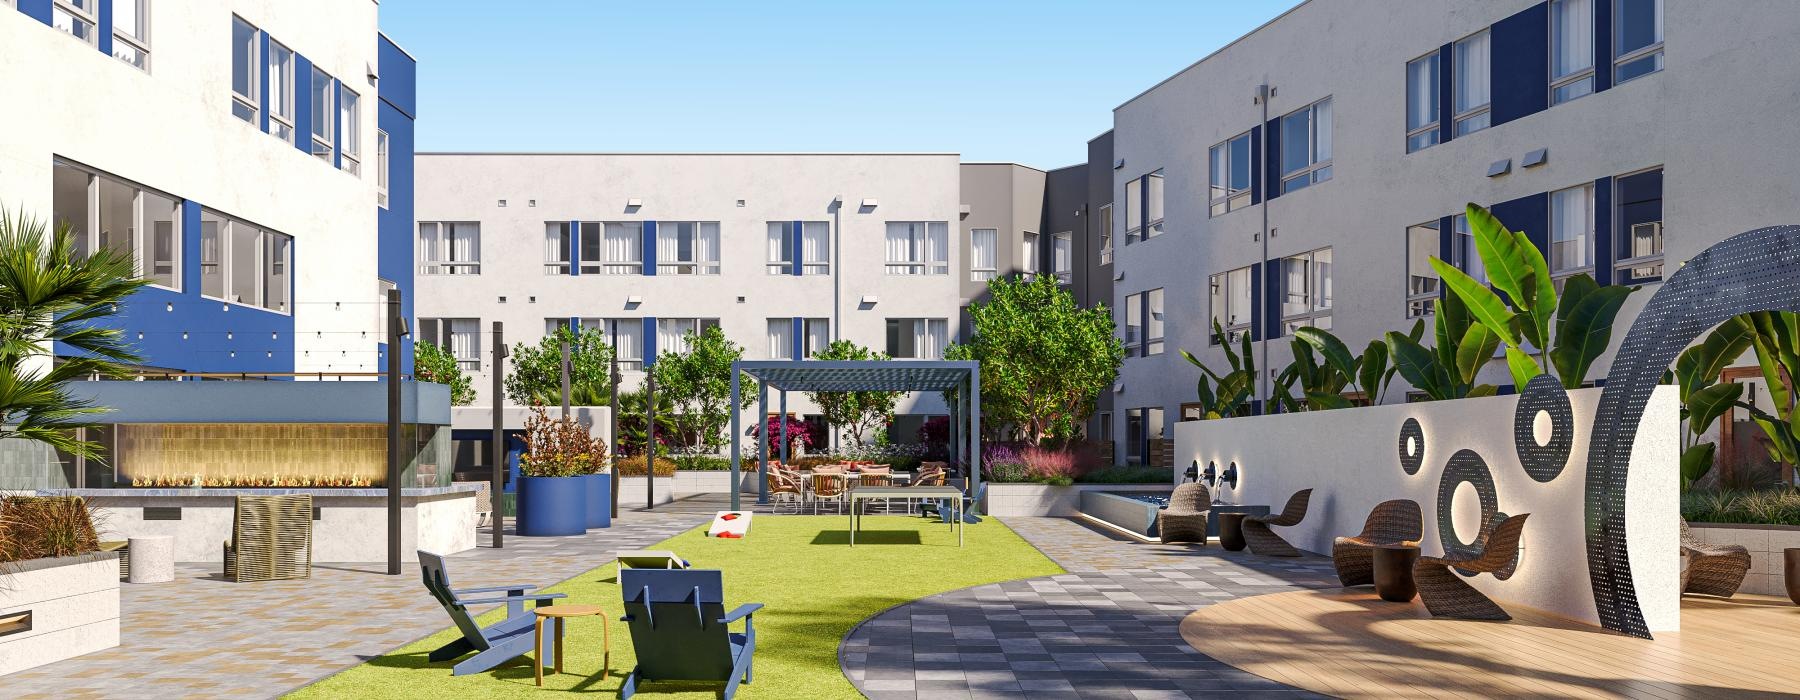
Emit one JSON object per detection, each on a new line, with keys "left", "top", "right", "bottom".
{"left": 382, "top": 1, "right": 1302, "bottom": 169}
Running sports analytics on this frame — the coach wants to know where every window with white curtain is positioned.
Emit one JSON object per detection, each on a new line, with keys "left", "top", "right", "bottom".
{"left": 545, "top": 318, "right": 572, "bottom": 336}
{"left": 767, "top": 318, "right": 793, "bottom": 359}
{"left": 657, "top": 318, "right": 721, "bottom": 356}
{"left": 1614, "top": 0, "right": 1664, "bottom": 83}
{"left": 803, "top": 318, "right": 829, "bottom": 357}
{"left": 801, "top": 222, "right": 829, "bottom": 274}
{"left": 1281, "top": 248, "right": 1334, "bottom": 333}
{"left": 1454, "top": 31, "right": 1491, "bottom": 135}
{"left": 268, "top": 41, "right": 295, "bottom": 144}
{"left": 884, "top": 318, "right": 948, "bottom": 359}
{"left": 1098, "top": 204, "right": 1113, "bottom": 264}
{"left": 656, "top": 221, "right": 720, "bottom": 275}
{"left": 544, "top": 222, "right": 571, "bottom": 274}
{"left": 418, "top": 222, "right": 480, "bottom": 275}
{"left": 1280, "top": 99, "right": 1333, "bottom": 193}
{"left": 1450, "top": 213, "right": 1488, "bottom": 286}
{"left": 1052, "top": 232, "right": 1072, "bottom": 283}
{"left": 53, "top": 160, "right": 181, "bottom": 290}
{"left": 230, "top": 16, "right": 258, "bottom": 123}
{"left": 1210, "top": 133, "right": 1254, "bottom": 215}
{"left": 420, "top": 318, "right": 481, "bottom": 371}
{"left": 766, "top": 222, "right": 793, "bottom": 274}
{"left": 1145, "top": 171, "right": 1165, "bottom": 238}
{"left": 604, "top": 318, "right": 644, "bottom": 370}
{"left": 1021, "top": 232, "right": 1039, "bottom": 275}
{"left": 376, "top": 130, "right": 389, "bottom": 208}
{"left": 310, "top": 67, "right": 334, "bottom": 162}
{"left": 339, "top": 85, "right": 361, "bottom": 175}
{"left": 1550, "top": 184, "right": 1595, "bottom": 282}
{"left": 1208, "top": 266, "right": 1253, "bottom": 345}
{"left": 111, "top": 0, "right": 149, "bottom": 70}
{"left": 1551, "top": 0, "right": 1596, "bottom": 105}
{"left": 1406, "top": 52, "right": 1441, "bottom": 152}
{"left": 969, "top": 229, "right": 997, "bottom": 281}
{"left": 884, "top": 222, "right": 948, "bottom": 275}
{"left": 592, "top": 222, "right": 642, "bottom": 275}
{"left": 1406, "top": 221, "right": 1440, "bottom": 318}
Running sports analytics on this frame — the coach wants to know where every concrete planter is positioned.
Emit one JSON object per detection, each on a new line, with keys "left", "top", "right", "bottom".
{"left": 616, "top": 476, "right": 677, "bottom": 507}
{"left": 0, "top": 552, "right": 121, "bottom": 676}
{"left": 984, "top": 483, "right": 1172, "bottom": 517}
{"left": 516, "top": 476, "right": 587, "bottom": 536}
{"left": 1687, "top": 522, "right": 1800, "bottom": 597}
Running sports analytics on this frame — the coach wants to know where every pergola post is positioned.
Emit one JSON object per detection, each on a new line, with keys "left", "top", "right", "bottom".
{"left": 778, "top": 390, "right": 789, "bottom": 465}
{"left": 969, "top": 370, "right": 981, "bottom": 510}
{"left": 729, "top": 362, "right": 741, "bottom": 512}
{"left": 756, "top": 381, "right": 769, "bottom": 505}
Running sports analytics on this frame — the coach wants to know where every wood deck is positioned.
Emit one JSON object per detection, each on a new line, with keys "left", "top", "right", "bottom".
{"left": 1179, "top": 588, "right": 1800, "bottom": 699}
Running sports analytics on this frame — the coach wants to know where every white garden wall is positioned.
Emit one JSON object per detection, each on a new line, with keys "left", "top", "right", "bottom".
{"left": 1174, "top": 386, "right": 1681, "bottom": 631}
{"left": 0, "top": 553, "right": 121, "bottom": 676}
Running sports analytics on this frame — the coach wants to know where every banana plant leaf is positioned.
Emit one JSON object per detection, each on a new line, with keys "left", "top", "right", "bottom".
{"left": 1680, "top": 443, "right": 1716, "bottom": 490}
{"left": 1685, "top": 382, "right": 1743, "bottom": 436}
{"left": 1549, "top": 277, "right": 1635, "bottom": 389}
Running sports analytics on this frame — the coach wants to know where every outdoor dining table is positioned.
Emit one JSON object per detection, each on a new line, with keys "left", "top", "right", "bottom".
{"left": 848, "top": 486, "right": 964, "bottom": 547}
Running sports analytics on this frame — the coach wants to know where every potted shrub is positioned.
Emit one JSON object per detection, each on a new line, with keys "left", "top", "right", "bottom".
{"left": 515, "top": 407, "right": 607, "bottom": 536}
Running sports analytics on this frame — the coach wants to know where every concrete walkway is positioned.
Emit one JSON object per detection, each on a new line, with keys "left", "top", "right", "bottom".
{"left": 11, "top": 512, "right": 708, "bottom": 699}
{"left": 839, "top": 517, "right": 1340, "bottom": 700}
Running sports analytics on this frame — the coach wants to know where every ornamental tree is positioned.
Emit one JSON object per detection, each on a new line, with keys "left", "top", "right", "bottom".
{"left": 945, "top": 274, "right": 1124, "bottom": 445}
{"left": 503, "top": 326, "right": 613, "bottom": 406}
{"left": 806, "top": 340, "right": 900, "bottom": 446}
{"left": 650, "top": 325, "right": 756, "bottom": 456}
{"left": 414, "top": 341, "right": 475, "bottom": 405}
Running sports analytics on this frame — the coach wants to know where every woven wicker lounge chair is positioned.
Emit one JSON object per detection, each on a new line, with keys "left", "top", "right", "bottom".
{"left": 766, "top": 470, "right": 804, "bottom": 514}
{"left": 1680, "top": 519, "right": 1751, "bottom": 598}
{"left": 223, "top": 494, "right": 313, "bottom": 582}
{"left": 1158, "top": 482, "right": 1211, "bottom": 544}
{"left": 1333, "top": 499, "right": 1423, "bottom": 587}
{"left": 810, "top": 473, "right": 847, "bottom": 515}
{"left": 1415, "top": 513, "right": 1530, "bottom": 620}
{"left": 1243, "top": 489, "right": 1312, "bottom": 556}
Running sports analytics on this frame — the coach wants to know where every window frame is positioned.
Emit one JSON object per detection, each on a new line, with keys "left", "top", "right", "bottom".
{"left": 883, "top": 318, "right": 949, "bottom": 359}
{"left": 54, "top": 160, "right": 183, "bottom": 293}
{"left": 198, "top": 208, "right": 291, "bottom": 314}
{"left": 594, "top": 222, "right": 643, "bottom": 275}
{"left": 543, "top": 222, "right": 571, "bottom": 275}
{"left": 375, "top": 130, "right": 389, "bottom": 208}
{"left": 1209, "top": 131, "right": 1255, "bottom": 215}
{"left": 417, "top": 221, "right": 482, "bottom": 275}
{"left": 230, "top": 15, "right": 260, "bottom": 124}
{"left": 338, "top": 84, "right": 361, "bottom": 175}
{"left": 419, "top": 318, "right": 482, "bottom": 371}
{"left": 1612, "top": 166, "right": 1665, "bottom": 284}
{"left": 1097, "top": 203, "right": 1113, "bottom": 265}
{"left": 1405, "top": 221, "right": 1440, "bottom": 318}
{"left": 602, "top": 318, "right": 646, "bottom": 371}
{"left": 1279, "top": 98, "right": 1333, "bottom": 193}
{"left": 1612, "top": 0, "right": 1665, "bottom": 84}
{"left": 655, "top": 221, "right": 721, "bottom": 276}
{"left": 266, "top": 41, "right": 296, "bottom": 144}
{"left": 1279, "top": 247, "right": 1334, "bottom": 333}
{"left": 1208, "top": 266, "right": 1254, "bottom": 345}
{"left": 1549, "top": 183, "right": 1597, "bottom": 284}
{"left": 802, "top": 318, "right": 829, "bottom": 358}
{"left": 1144, "top": 171, "right": 1165, "bottom": 239}
{"left": 1453, "top": 30, "right": 1492, "bottom": 136}
{"left": 882, "top": 221, "right": 949, "bottom": 275}
{"left": 109, "top": 0, "right": 150, "bottom": 70}
{"left": 1549, "top": 0, "right": 1598, "bottom": 106}
{"left": 52, "top": 0, "right": 97, "bottom": 46}
{"left": 1125, "top": 178, "right": 1142, "bottom": 241}
{"left": 969, "top": 227, "right": 997, "bottom": 281}
{"left": 309, "top": 66, "right": 335, "bottom": 162}
{"left": 1405, "top": 51, "right": 1441, "bottom": 152}
{"left": 765, "top": 221, "right": 794, "bottom": 275}
{"left": 1021, "top": 231, "right": 1039, "bottom": 276}
{"left": 1051, "top": 231, "right": 1072, "bottom": 284}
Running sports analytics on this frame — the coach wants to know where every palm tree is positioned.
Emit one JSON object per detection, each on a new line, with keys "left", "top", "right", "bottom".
{"left": 0, "top": 207, "right": 145, "bottom": 459}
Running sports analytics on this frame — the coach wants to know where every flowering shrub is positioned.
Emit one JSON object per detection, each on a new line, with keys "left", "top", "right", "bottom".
{"left": 917, "top": 416, "right": 950, "bottom": 444}
{"left": 519, "top": 406, "right": 609, "bottom": 477}
{"left": 1020, "top": 447, "right": 1081, "bottom": 480}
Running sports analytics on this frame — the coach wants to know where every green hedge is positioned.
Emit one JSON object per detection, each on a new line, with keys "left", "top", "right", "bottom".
{"left": 1682, "top": 489, "right": 1800, "bottom": 527}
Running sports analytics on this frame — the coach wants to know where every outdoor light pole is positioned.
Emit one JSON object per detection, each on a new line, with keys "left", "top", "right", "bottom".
{"left": 559, "top": 340, "right": 571, "bottom": 418}
{"left": 490, "top": 322, "right": 506, "bottom": 550}
{"left": 608, "top": 320, "right": 620, "bottom": 520}
{"left": 385, "top": 288, "right": 405, "bottom": 576}
{"left": 646, "top": 368, "right": 656, "bottom": 510}
{"left": 728, "top": 364, "right": 741, "bottom": 511}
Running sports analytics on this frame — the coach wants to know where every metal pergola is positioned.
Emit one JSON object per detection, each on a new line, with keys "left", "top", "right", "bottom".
{"left": 728, "top": 360, "right": 981, "bottom": 511}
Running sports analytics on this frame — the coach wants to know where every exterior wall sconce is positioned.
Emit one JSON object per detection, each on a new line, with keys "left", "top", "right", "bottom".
{"left": 1200, "top": 460, "right": 1217, "bottom": 486}
{"left": 1219, "top": 462, "right": 1239, "bottom": 489}
{"left": 1185, "top": 460, "right": 1201, "bottom": 483}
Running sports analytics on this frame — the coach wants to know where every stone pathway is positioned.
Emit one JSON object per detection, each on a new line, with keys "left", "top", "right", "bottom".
{"left": 10, "top": 512, "right": 707, "bottom": 699}
{"left": 838, "top": 517, "right": 1340, "bottom": 699}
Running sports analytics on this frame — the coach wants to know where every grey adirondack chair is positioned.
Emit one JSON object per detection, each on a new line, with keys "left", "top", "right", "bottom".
{"left": 619, "top": 568, "right": 762, "bottom": 700}
{"left": 418, "top": 550, "right": 566, "bottom": 675}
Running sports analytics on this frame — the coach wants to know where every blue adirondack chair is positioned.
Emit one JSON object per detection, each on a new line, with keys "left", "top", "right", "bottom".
{"left": 418, "top": 550, "right": 567, "bottom": 676}
{"left": 925, "top": 482, "right": 986, "bottom": 524}
{"left": 619, "top": 569, "right": 762, "bottom": 700}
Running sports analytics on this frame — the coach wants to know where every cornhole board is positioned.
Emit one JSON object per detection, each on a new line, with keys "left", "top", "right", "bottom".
{"left": 708, "top": 511, "right": 752, "bottom": 538}
{"left": 615, "top": 549, "right": 689, "bottom": 579}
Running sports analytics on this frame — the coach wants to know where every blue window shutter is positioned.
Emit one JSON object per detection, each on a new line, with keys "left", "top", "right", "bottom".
{"left": 642, "top": 316, "right": 657, "bottom": 366}
{"left": 1490, "top": 2, "right": 1550, "bottom": 127}
{"left": 1594, "top": 0, "right": 1614, "bottom": 92}
{"left": 1249, "top": 262, "right": 1264, "bottom": 341}
{"left": 292, "top": 54, "right": 312, "bottom": 156}
{"left": 642, "top": 221, "right": 657, "bottom": 276}
{"left": 791, "top": 220, "right": 803, "bottom": 276}
{"left": 1437, "top": 214, "right": 1455, "bottom": 299}
{"left": 791, "top": 317, "right": 804, "bottom": 359}
{"left": 258, "top": 32, "right": 271, "bottom": 133}
{"left": 1263, "top": 116, "right": 1283, "bottom": 202}
{"left": 1437, "top": 43, "right": 1455, "bottom": 144}
{"left": 1593, "top": 177, "right": 1614, "bottom": 285}
{"left": 19, "top": 0, "right": 52, "bottom": 25}
{"left": 568, "top": 220, "right": 581, "bottom": 277}
{"left": 331, "top": 79, "right": 342, "bottom": 169}
{"left": 1249, "top": 125, "right": 1263, "bottom": 205}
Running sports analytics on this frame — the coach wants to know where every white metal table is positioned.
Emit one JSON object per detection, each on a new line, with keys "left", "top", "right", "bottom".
{"left": 848, "top": 486, "right": 963, "bottom": 547}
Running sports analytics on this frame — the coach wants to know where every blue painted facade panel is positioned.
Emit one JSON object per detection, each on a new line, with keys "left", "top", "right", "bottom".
{"left": 292, "top": 54, "right": 314, "bottom": 156}
{"left": 378, "top": 35, "right": 418, "bottom": 374}
{"left": 1248, "top": 125, "right": 1263, "bottom": 205}
{"left": 258, "top": 32, "right": 271, "bottom": 133}
{"left": 1437, "top": 214, "right": 1456, "bottom": 291}
{"left": 1437, "top": 43, "right": 1455, "bottom": 144}
{"left": 568, "top": 219, "right": 581, "bottom": 276}
{"left": 791, "top": 317, "right": 804, "bottom": 359}
{"left": 1593, "top": 176, "right": 1614, "bottom": 286}
{"left": 1262, "top": 258, "right": 1283, "bottom": 340}
{"left": 642, "top": 221, "right": 657, "bottom": 276}
{"left": 790, "top": 220, "right": 803, "bottom": 276}
{"left": 331, "top": 77, "right": 342, "bottom": 170}
{"left": 1492, "top": 192, "right": 1550, "bottom": 255}
{"left": 1262, "top": 117, "right": 1283, "bottom": 203}
{"left": 18, "top": 0, "right": 51, "bottom": 24}
{"left": 1490, "top": 2, "right": 1550, "bottom": 127}
{"left": 1594, "top": 0, "right": 1614, "bottom": 92}
{"left": 642, "top": 316, "right": 658, "bottom": 366}
{"left": 95, "top": 0, "right": 111, "bottom": 56}
{"left": 1248, "top": 262, "right": 1265, "bottom": 342}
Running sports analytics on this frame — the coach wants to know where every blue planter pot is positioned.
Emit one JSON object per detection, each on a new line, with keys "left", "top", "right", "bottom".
{"left": 583, "top": 474, "right": 613, "bottom": 529}
{"left": 517, "top": 475, "right": 587, "bottom": 536}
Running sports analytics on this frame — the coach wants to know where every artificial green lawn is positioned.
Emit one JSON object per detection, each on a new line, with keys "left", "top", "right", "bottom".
{"left": 290, "top": 515, "right": 1063, "bottom": 699}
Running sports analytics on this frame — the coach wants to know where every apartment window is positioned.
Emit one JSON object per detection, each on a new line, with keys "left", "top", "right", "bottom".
{"left": 1551, "top": 0, "right": 1596, "bottom": 105}
{"left": 1280, "top": 99, "right": 1333, "bottom": 193}
{"left": 375, "top": 130, "right": 389, "bottom": 207}
{"left": 1614, "top": 167, "right": 1664, "bottom": 283}
{"left": 52, "top": 0, "right": 96, "bottom": 45}
{"left": 1208, "top": 266, "right": 1253, "bottom": 344}
{"left": 885, "top": 319, "right": 948, "bottom": 359}
{"left": 766, "top": 223, "right": 792, "bottom": 275}
{"left": 1096, "top": 412, "right": 1113, "bottom": 444}
{"left": 545, "top": 318, "right": 571, "bottom": 336}
{"left": 767, "top": 319, "right": 793, "bottom": 359}
{"left": 764, "top": 318, "right": 828, "bottom": 360}
{"left": 339, "top": 86, "right": 361, "bottom": 175}
{"left": 1126, "top": 178, "right": 1141, "bottom": 240}
{"left": 762, "top": 221, "right": 831, "bottom": 275}
{"left": 1450, "top": 213, "right": 1488, "bottom": 286}
{"left": 884, "top": 222, "right": 948, "bottom": 275}
{"left": 1122, "top": 289, "right": 1165, "bottom": 356}
{"left": 656, "top": 318, "right": 721, "bottom": 356}
{"left": 1021, "top": 232, "right": 1039, "bottom": 276}
{"left": 111, "top": 0, "right": 149, "bottom": 70}
{"left": 603, "top": 319, "right": 644, "bottom": 371}
{"left": 53, "top": 161, "right": 180, "bottom": 290}
{"left": 544, "top": 222, "right": 571, "bottom": 274}
{"left": 268, "top": 42, "right": 295, "bottom": 144}
{"left": 1125, "top": 407, "right": 1163, "bottom": 466}
{"left": 1406, "top": 221, "right": 1440, "bottom": 318}
{"left": 1210, "top": 132, "right": 1254, "bottom": 214}
{"left": 1405, "top": 52, "right": 1441, "bottom": 152}
{"left": 1550, "top": 184, "right": 1596, "bottom": 284}
{"left": 970, "top": 228, "right": 997, "bottom": 281}
{"left": 1098, "top": 204, "right": 1113, "bottom": 264}
{"left": 1454, "top": 31, "right": 1492, "bottom": 135}
{"left": 1051, "top": 232, "right": 1072, "bottom": 284}
{"left": 309, "top": 66, "right": 334, "bottom": 162}
{"left": 1614, "top": 0, "right": 1664, "bottom": 83}
{"left": 230, "top": 17, "right": 259, "bottom": 123}
{"left": 418, "top": 222, "right": 480, "bottom": 275}
{"left": 418, "top": 318, "right": 480, "bottom": 371}
{"left": 590, "top": 222, "right": 641, "bottom": 274}
{"left": 1124, "top": 291, "right": 1141, "bottom": 349}
{"left": 803, "top": 318, "right": 829, "bottom": 357}
{"left": 655, "top": 222, "right": 720, "bottom": 275}
{"left": 1144, "top": 171, "right": 1165, "bottom": 238}
{"left": 1281, "top": 248, "right": 1334, "bottom": 333}
{"left": 198, "top": 209, "right": 290, "bottom": 312}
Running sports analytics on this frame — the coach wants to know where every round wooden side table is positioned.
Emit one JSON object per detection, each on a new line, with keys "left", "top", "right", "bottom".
{"left": 1373, "top": 544, "right": 1421, "bottom": 603}
{"left": 1217, "top": 513, "right": 1249, "bottom": 551}
{"left": 534, "top": 604, "right": 610, "bottom": 687}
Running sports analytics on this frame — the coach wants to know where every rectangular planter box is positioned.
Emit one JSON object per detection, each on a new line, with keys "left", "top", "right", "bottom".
{"left": 984, "top": 483, "right": 1171, "bottom": 517}
{"left": 1080, "top": 490, "right": 1167, "bottom": 537}
{"left": 0, "top": 552, "right": 121, "bottom": 676}
{"left": 616, "top": 476, "right": 677, "bottom": 506}
{"left": 1688, "top": 522, "right": 1800, "bottom": 597}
